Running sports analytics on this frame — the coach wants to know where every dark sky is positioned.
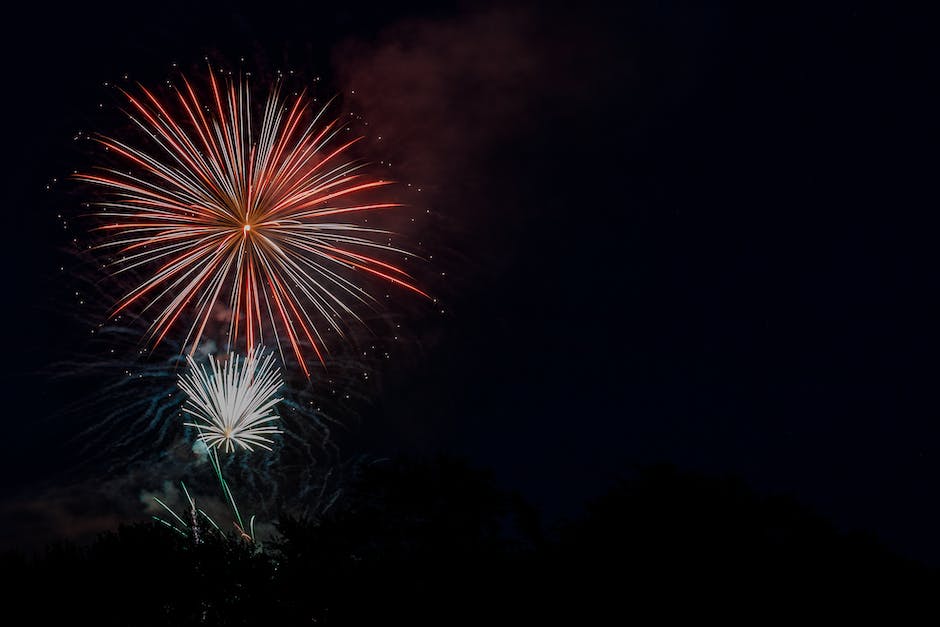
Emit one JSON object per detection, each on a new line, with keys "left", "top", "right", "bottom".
{"left": 2, "top": 0, "right": 939, "bottom": 566}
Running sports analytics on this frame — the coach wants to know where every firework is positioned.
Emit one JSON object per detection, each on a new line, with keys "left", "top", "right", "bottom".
{"left": 179, "top": 346, "right": 283, "bottom": 453}
{"left": 78, "top": 68, "right": 427, "bottom": 374}
{"left": 151, "top": 449, "right": 258, "bottom": 544}
{"left": 152, "top": 480, "right": 223, "bottom": 542}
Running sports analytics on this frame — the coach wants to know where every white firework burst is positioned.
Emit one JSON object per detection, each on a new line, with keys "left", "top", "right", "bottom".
{"left": 179, "top": 346, "right": 283, "bottom": 452}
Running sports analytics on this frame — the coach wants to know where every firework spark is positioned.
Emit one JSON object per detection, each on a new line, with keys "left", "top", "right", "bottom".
{"left": 151, "top": 450, "right": 259, "bottom": 544}
{"left": 78, "top": 68, "right": 427, "bottom": 374}
{"left": 179, "top": 346, "right": 283, "bottom": 453}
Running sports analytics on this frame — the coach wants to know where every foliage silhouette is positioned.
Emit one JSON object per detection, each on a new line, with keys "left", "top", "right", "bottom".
{"left": 3, "top": 458, "right": 936, "bottom": 624}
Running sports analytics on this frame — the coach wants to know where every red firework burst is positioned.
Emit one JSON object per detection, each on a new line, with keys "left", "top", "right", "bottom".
{"left": 77, "top": 68, "right": 427, "bottom": 375}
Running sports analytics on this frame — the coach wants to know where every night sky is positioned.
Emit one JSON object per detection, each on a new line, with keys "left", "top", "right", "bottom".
{"left": 2, "top": 0, "right": 939, "bottom": 568}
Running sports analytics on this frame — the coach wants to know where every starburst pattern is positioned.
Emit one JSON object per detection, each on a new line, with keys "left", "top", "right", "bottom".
{"left": 179, "top": 346, "right": 283, "bottom": 453}
{"left": 78, "top": 68, "right": 427, "bottom": 374}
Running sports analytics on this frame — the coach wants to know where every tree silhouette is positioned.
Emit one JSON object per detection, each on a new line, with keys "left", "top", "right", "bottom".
{"left": 4, "top": 458, "right": 937, "bottom": 625}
